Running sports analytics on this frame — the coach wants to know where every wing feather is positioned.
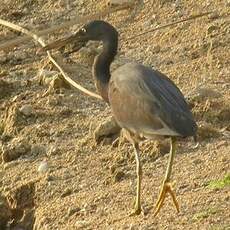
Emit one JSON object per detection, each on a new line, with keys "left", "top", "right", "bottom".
{"left": 109, "top": 63, "right": 197, "bottom": 137}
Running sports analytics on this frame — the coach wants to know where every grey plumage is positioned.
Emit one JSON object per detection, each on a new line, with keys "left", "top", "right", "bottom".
{"left": 109, "top": 63, "right": 197, "bottom": 138}
{"left": 43, "top": 20, "right": 198, "bottom": 216}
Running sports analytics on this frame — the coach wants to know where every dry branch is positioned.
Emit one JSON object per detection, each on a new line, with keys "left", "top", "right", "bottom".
{"left": 0, "top": 6, "right": 213, "bottom": 100}
{"left": 0, "top": 2, "right": 134, "bottom": 51}
{"left": 0, "top": 18, "right": 102, "bottom": 100}
{"left": 124, "top": 11, "right": 213, "bottom": 41}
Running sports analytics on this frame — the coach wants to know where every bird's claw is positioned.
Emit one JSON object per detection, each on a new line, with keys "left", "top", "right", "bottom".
{"left": 129, "top": 207, "right": 142, "bottom": 216}
{"left": 153, "top": 181, "right": 179, "bottom": 217}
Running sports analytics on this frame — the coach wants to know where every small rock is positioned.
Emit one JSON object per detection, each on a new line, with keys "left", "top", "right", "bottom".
{"left": 94, "top": 116, "right": 121, "bottom": 144}
{"left": 192, "top": 159, "right": 203, "bottom": 165}
{"left": 50, "top": 76, "right": 71, "bottom": 90}
{"left": 19, "top": 105, "right": 33, "bottom": 116}
{"left": 6, "top": 181, "right": 35, "bottom": 210}
{"left": 38, "top": 160, "right": 49, "bottom": 173}
{"left": 188, "top": 87, "right": 222, "bottom": 102}
{"left": 67, "top": 207, "right": 81, "bottom": 217}
{"left": 0, "top": 79, "right": 13, "bottom": 99}
{"left": 173, "top": 0, "right": 181, "bottom": 10}
{"left": 14, "top": 50, "right": 27, "bottom": 61}
{"left": 74, "top": 220, "right": 90, "bottom": 229}
{"left": 146, "top": 45, "right": 160, "bottom": 54}
{"left": 190, "top": 50, "right": 200, "bottom": 60}
{"left": 114, "top": 170, "right": 125, "bottom": 182}
{"left": 198, "top": 122, "right": 220, "bottom": 140}
{"left": 2, "top": 138, "right": 31, "bottom": 163}
{"left": 61, "top": 188, "right": 73, "bottom": 198}
{"left": 208, "top": 12, "right": 219, "bottom": 19}
{"left": 144, "top": 19, "right": 154, "bottom": 27}
{"left": 47, "top": 145, "right": 59, "bottom": 156}
{"left": 73, "top": 0, "right": 84, "bottom": 6}
{"left": 47, "top": 96, "right": 61, "bottom": 106}
{"left": 38, "top": 70, "right": 58, "bottom": 86}
{"left": 179, "top": 183, "right": 189, "bottom": 190}
{"left": 101, "top": 137, "right": 115, "bottom": 145}
{"left": 0, "top": 195, "right": 12, "bottom": 228}
{"left": 3, "top": 161, "right": 19, "bottom": 170}
{"left": 224, "top": 194, "right": 230, "bottom": 202}
{"left": 217, "top": 108, "right": 230, "bottom": 121}
{"left": 0, "top": 51, "right": 8, "bottom": 64}
{"left": 207, "top": 25, "right": 219, "bottom": 34}
{"left": 156, "top": 139, "right": 170, "bottom": 155}
{"left": 129, "top": 224, "right": 140, "bottom": 230}
{"left": 110, "top": 164, "right": 117, "bottom": 174}
{"left": 218, "top": 68, "right": 230, "bottom": 78}
{"left": 107, "top": 0, "right": 134, "bottom": 6}
{"left": 16, "top": 208, "right": 35, "bottom": 230}
{"left": 11, "top": 94, "right": 24, "bottom": 102}
{"left": 45, "top": 175, "right": 55, "bottom": 181}
{"left": 164, "top": 58, "right": 174, "bottom": 65}
{"left": 31, "top": 145, "right": 46, "bottom": 156}
{"left": 216, "top": 140, "right": 228, "bottom": 149}
{"left": 10, "top": 10, "right": 25, "bottom": 19}
{"left": 152, "top": 45, "right": 161, "bottom": 53}
{"left": 38, "top": 69, "right": 71, "bottom": 90}
{"left": 60, "top": 107, "right": 72, "bottom": 116}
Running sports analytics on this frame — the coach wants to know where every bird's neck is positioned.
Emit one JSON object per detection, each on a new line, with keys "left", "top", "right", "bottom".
{"left": 93, "top": 37, "right": 117, "bottom": 102}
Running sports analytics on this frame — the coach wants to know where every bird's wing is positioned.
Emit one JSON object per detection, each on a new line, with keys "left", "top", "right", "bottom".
{"left": 109, "top": 63, "right": 197, "bottom": 137}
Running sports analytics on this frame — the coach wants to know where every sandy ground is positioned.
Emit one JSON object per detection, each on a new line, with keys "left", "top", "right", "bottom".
{"left": 0, "top": 0, "right": 229, "bottom": 229}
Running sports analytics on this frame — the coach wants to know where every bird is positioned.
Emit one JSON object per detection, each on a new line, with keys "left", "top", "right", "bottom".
{"left": 43, "top": 20, "right": 198, "bottom": 216}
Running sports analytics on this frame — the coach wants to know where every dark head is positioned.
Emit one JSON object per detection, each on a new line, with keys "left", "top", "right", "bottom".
{"left": 78, "top": 20, "right": 118, "bottom": 42}
{"left": 43, "top": 20, "right": 118, "bottom": 52}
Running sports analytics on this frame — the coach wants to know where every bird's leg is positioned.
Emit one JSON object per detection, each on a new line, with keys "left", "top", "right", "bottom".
{"left": 129, "top": 142, "right": 142, "bottom": 216}
{"left": 153, "top": 137, "right": 179, "bottom": 217}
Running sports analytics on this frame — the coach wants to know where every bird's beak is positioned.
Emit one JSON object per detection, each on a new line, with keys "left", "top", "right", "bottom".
{"left": 42, "top": 29, "right": 88, "bottom": 53}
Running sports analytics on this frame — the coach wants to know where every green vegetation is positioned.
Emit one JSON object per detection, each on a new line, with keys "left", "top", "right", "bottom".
{"left": 207, "top": 174, "right": 230, "bottom": 190}
{"left": 192, "top": 208, "right": 218, "bottom": 221}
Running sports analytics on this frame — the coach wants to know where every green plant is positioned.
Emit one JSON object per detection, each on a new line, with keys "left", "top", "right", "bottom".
{"left": 192, "top": 208, "right": 218, "bottom": 221}
{"left": 207, "top": 174, "right": 230, "bottom": 190}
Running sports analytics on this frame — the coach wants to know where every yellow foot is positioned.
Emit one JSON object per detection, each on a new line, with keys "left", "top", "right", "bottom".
{"left": 129, "top": 206, "right": 142, "bottom": 216}
{"left": 153, "top": 181, "right": 179, "bottom": 217}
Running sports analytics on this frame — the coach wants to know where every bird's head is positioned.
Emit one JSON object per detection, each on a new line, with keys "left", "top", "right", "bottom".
{"left": 79, "top": 20, "right": 118, "bottom": 42}
{"left": 43, "top": 20, "right": 118, "bottom": 53}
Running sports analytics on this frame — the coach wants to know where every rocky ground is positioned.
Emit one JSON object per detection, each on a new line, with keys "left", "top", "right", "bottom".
{"left": 0, "top": 0, "right": 230, "bottom": 229}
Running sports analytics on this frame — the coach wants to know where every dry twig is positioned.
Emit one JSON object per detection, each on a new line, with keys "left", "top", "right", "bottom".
{"left": 123, "top": 11, "right": 213, "bottom": 41}
{"left": 0, "top": 18, "right": 102, "bottom": 100}
{"left": 0, "top": 2, "right": 134, "bottom": 51}
{"left": 0, "top": 7, "right": 214, "bottom": 100}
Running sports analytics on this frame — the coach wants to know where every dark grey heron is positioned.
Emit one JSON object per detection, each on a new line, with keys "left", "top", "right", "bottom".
{"left": 44, "top": 20, "right": 197, "bottom": 216}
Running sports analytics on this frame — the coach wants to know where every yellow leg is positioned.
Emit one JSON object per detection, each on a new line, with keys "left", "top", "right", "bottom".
{"left": 153, "top": 137, "right": 179, "bottom": 217}
{"left": 129, "top": 142, "right": 142, "bottom": 216}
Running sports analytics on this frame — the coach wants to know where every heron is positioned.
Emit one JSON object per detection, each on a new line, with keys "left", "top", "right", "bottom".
{"left": 43, "top": 20, "right": 197, "bottom": 216}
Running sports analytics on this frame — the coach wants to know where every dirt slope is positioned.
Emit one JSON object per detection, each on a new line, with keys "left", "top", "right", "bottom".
{"left": 0, "top": 0, "right": 229, "bottom": 229}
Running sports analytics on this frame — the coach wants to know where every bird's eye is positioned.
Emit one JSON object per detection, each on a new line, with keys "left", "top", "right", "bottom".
{"left": 81, "top": 28, "right": 86, "bottom": 33}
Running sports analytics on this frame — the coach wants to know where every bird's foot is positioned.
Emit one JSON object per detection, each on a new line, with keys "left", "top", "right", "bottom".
{"left": 129, "top": 201, "right": 143, "bottom": 216}
{"left": 129, "top": 206, "right": 142, "bottom": 216}
{"left": 153, "top": 181, "right": 179, "bottom": 217}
